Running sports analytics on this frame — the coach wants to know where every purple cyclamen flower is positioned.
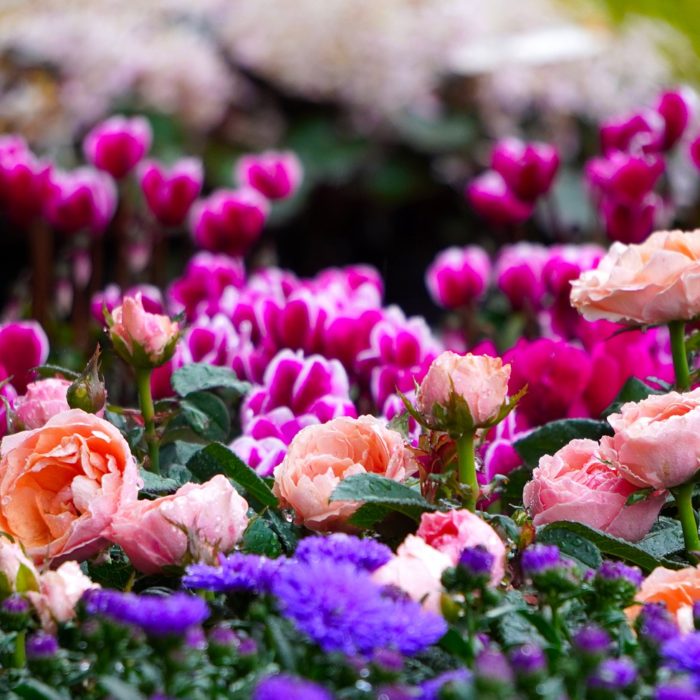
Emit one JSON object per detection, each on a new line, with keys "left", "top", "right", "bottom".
{"left": 294, "top": 534, "right": 392, "bottom": 572}
{"left": 83, "top": 590, "right": 209, "bottom": 636}
{"left": 663, "top": 633, "right": 700, "bottom": 681}
{"left": 597, "top": 560, "right": 643, "bottom": 588}
{"left": 521, "top": 544, "right": 561, "bottom": 576}
{"left": 572, "top": 626, "right": 611, "bottom": 656}
{"left": 588, "top": 658, "right": 637, "bottom": 691}
{"left": 183, "top": 553, "right": 282, "bottom": 595}
{"left": 509, "top": 644, "right": 547, "bottom": 676}
{"left": 458, "top": 545, "right": 495, "bottom": 580}
{"left": 638, "top": 603, "right": 680, "bottom": 646}
{"left": 253, "top": 674, "right": 333, "bottom": 700}
{"left": 419, "top": 669, "right": 471, "bottom": 700}
{"left": 26, "top": 632, "right": 58, "bottom": 659}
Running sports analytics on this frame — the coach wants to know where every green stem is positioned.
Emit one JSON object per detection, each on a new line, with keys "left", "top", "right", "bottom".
{"left": 673, "top": 482, "right": 700, "bottom": 563}
{"left": 136, "top": 368, "right": 159, "bottom": 474}
{"left": 669, "top": 321, "right": 691, "bottom": 391}
{"left": 14, "top": 630, "right": 26, "bottom": 668}
{"left": 457, "top": 431, "right": 479, "bottom": 512}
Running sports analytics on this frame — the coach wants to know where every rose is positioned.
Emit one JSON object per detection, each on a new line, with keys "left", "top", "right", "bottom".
{"left": 0, "top": 537, "right": 39, "bottom": 593}
{"left": 372, "top": 535, "right": 452, "bottom": 613}
{"left": 600, "top": 389, "right": 700, "bottom": 490}
{"left": 109, "top": 475, "right": 249, "bottom": 574}
{"left": 0, "top": 409, "right": 141, "bottom": 564}
{"left": 416, "top": 509, "right": 506, "bottom": 584}
{"left": 524, "top": 439, "right": 666, "bottom": 541}
{"left": 14, "top": 378, "right": 72, "bottom": 429}
{"left": 108, "top": 293, "right": 180, "bottom": 368}
{"left": 273, "top": 415, "right": 415, "bottom": 531}
{"left": 416, "top": 352, "right": 511, "bottom": 429}
{"left": 570, "top": 229, "right": 700, "bottom": 325}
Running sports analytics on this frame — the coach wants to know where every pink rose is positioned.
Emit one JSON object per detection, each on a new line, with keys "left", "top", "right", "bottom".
{"left": 600, "top": 389, "right": 700, "bottom": 490}
{"left": 372, "top": 535, "right": 451, "bottom": 613}
{"left": 109, "top": 292, "right": 180, "bottom": 367}
{"left": 14, "top": 378, "right": 72, "bottom": 429}
{"left": 570, "top": 229, "right": 700, "bottom": 325}
{"left": 109, "top": 475, "right": 249, "bottom": 574}
{"left": 416, "top": 509, "right": 506, "bottom": 585}
{"left": 0, "top": 409, "right": 141, "bottom": 564}
{"left": 28, "top": 561, "right": 99, "bottom": 631}
{"left": 273, "top": 415, "right": 416, "bottom": 531}
{"left": 523, "top": 439, "right": 665, "bottom": 541}
{"left": 0, "top": 537, "right": 39, "bottom": 592}
{"left": 417, "top": 352, "right": 511, "bottom": 427}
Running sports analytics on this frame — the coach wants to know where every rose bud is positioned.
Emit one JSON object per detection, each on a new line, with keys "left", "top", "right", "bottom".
{"left": 466, "top": 171, "right": 534, "bottom": 225}
{"left": 235, "top": 150, "right": 303, "bottom": 200}
{"left": 425, "top": 245, "right": 491, "bottom": 309}
{"left": 15, "top": 378, "right": 71, "bottom": 430}
{"left": 139, "top": 158, "right": 203, "bottom": 227}
{"left": 83, "top": 115, "right": 152, "bottom": 180}
{"left": 66, "top": 347, "right": 107, "bottom": 415}
{"left": 491, "top": 138, "right": 560, "bottom": 202}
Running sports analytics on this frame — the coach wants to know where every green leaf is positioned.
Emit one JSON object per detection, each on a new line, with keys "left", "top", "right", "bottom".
{"left": 514, "top": 419, "right": 613, "bottom": 468}
{"left": 14, "top": 680, "right": 67, "bottom": 700}
{"left": 15, "top": 562, "right": 39, "bottom": 593}
{"left": 139, "top": 469, "right": 181, "bottom": 498}
{"left": 181, "top": 391, "right": 230, "bottom": 442}
{"left": 98, "top": 677, "right": 146, "bottom": 700}
{"left": 637, "top": 517, "right": 685, "bottom": 560}
{"left": 601, "top": 377, "right": 662, "bottom": 418}
{"left": 187, "top": 443, "right": 277, "bottom": 507}
{"left": 537, "top": 526, "right": 603, "bottom": 568}
{"left": 242, "top": 518, "right": 282, "bottom": 558}
{"left": 32, "top": 364, "right": 80, "bottom": 380}
{"left": 538, "top": 521, "right": 684, "bottom": 572}
{"left": 625, "top": 488, "right": 655, "bottom": 506}
{"left": 171, "top": 363, "right": 250, "bottom": 397}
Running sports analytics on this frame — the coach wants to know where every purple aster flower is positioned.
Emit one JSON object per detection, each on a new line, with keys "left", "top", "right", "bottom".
{"left": 238, "top": 638, "right": 257, "bottom": 656}
{"left": 663, "top": 633, "right": 700, "bottom": 681}
{"left": 458, "top": 545, "right": 494, "bottom": 581}
{"left": 588, "top": 658, "right": 637, "bottom": 691}
{"left": 655, "top": 683, "right": 700, "bottom": 700}
{"left": 572, "top": 625, "right": 611, "bottom": 656}
{"left": 83, "top": 590, "right": 209, "bottom": 636}
{"left": 185, "top": 626, "right": 207, "bottom": 650}
{"left": 294, "top": 534, "right": 391, "bottom": 572}
{"left": 183, "top": 553, "right": 282, "bottom": 594}
{"left": 253, "top": 674, "right": 333, "bottom": 700}
{"left": 373, "top": 649, "right": 404, "bottom": 672}
{"left": 26, "top": 632, "right": 58, "bottom": 659}
{"left": 419, "top": 669, "right": 471, "bottom": 699}
{"left": 2, "top": 595, "right": 29, "bottom": 615}
{"left": 597, "top": 561, "right": 643, "bottom": 588}
{"left": 271, "top": 559, "right": 446, "bottom": 657}
{"left": 637, "top": 603, "right": 679, "bottom": 646}
{"left": 509, "top": 644, "right": 547, "bottom": 676}
{"left": 208, "top": 626, "right": 238, "bottom": 648}
{"left": 521, "top": 544, "right": 560, "bottom": 576}
{"left": 476, "top": 648, "right": 513, "bottom": 683}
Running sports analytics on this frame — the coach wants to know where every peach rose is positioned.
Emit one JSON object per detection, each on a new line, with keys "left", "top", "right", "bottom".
{"left": 372, "top": 535, "right": 451, "bottom": 613}
{"left": 109, "top": 475, "right": 249, "bottom": 574}
{"left": 273, "top": 415, "right": 416, "bottom": 531}
{"left": 524, "top": 439, "right": 666, "bottom": 541}
{"left": 600, "top": 389, "right": 700, "bottom": 490}
{"left": 28, "top": 561, "right": 99, "bottom": 631}
{"left": 0, "top": 409, "right": 141, "bottom": 564}
{"left": 416, "top": 509, "right": 506, "bottom": 585}
{"left": 570, "top": 229, "right": 700, "bottom": 325}
{"left": 628, "top": 564, "right": 700, "bottom": 633}
{"left": 109, "top": 293, "right": 179, "bottom": 367}
{"left": 417, "top": 352, "right": 511, "bottom": 428}
{"left": 14, "top": 378, "right": 72, "bottom": 430}
{"left": 0, "top": 537, "right": 39, "bottom": 592}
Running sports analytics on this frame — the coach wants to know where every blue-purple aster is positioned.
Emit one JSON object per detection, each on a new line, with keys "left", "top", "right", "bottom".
{"left": 637, "top": 603, "right": 679, "bottom": 646}
{"left": 588, "top": 658, "right": 637, "bottom": 691}
{"left": 572, "top": 625, "right": 611, "bottom": 656}
{"left": 509, "top": 644, "right": 547, "bottom": 676}
{"left": 419, "top": 669, "right": 471, "bottom": 699}
{"left": 458, "top": 545, "right": 494, "bottom": 581}
{"left": 655, "top": 683, "right": 700, "bottom": 700}
{"left": 83, "top": 590, "right": 209, "bottom": 636}
{"left": 26, "top": 632, "right": 58, "bottom": 659}
{"left": 475, "top": 648, "right": 513, "bottom": 683}
{"left": 521, "top": 544, "right": 560, "bottom": 576}
{"left": 663, "top": 633, "right": 700, "bottom": 682}
{"left": 252, "top": 674, "right": 333, "bottom": 700}
{"left": 294, "top": 534, "right": 392, "bottom": 572}
{"left": 597, "top": 561, "right": 643, "bottom": 588}
{"left": 183, "top": 553, "right": 282, "bottom": 594}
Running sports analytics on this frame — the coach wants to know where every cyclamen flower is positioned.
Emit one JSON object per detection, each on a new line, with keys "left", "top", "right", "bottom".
{"left": 83, "top": 115, "right": 152, "bottom": 180}
{"left": 466, "top": 171, "right": 533, "bottom": 225}
{"left": 293, "top": 534, "right": 392, "bottom": 572}
{"left": 235, "top": 150, "right": 303, "bottom": 200}
{"left": 425, "top": 246, "right": 491, "bottom": 309}
{"left": 491, "top": 138, "right": 560, "bottom": 202}
{"left": 183, "top": 553, "right": 282, "bottom": 595}
{"left": 0, "top": 140, "right": 52, "bottom": 226}
{"left": 139, "top": 158, "right": 203, "bottom": 227}
{"left": 494, "top": 243, "right": 549, "bottom": 311}
{"left": 253, "top": 675, "right": 332, "bottom": 700}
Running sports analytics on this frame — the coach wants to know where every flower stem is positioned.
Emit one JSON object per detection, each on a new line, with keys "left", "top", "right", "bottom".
{"left": 135, "top": 368, "right": 159, "bottom": 474}
{"left": 669, "top": 321, "right": 691, "bottom": 391}
{"left": 13, "top": 630, "right": 25, "bottom": 668}
{"left": 673, "top": 482, "right": 700, "bottom": 563}
{"left": 457, "top": 431, "right": 479, "bottom": 512}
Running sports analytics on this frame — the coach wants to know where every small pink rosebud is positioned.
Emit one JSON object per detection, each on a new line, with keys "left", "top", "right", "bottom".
{"left": 494, "top": 243, "right": 549, "bottom": 310}
{"left": 466, "top": 171, "right": 533, "bottom": 225}
{"left": 107, "top": 293, "right": 180, "bottom": 368}
{"left": 139, "top": 157, "right": 203, "bottom": 227}
{"left": 235, "top": 150, "right": 303, "bottom": 200}
{"left": 600, "top": 192, "right": 660, "bottom": 244}
{"left": 425, "top": 246, "right": 491, "bottom": 309}
{"left": 656, "top": 89, "right": 692, "bottom": 151}
{"left": 585, "top": 152, "right": 664, "bottom": 205}
{"left": 599, "top": 109, "right": 664, "bottom": 155}
{"left": 14, "top": 378, "right": 72, "bottom": 429}
{"left": 44, "top": 167, "right": 117, "bottom": 236}
{"left": 491, "top": 138, "right": 560, "bottom": 202}
{"left": 83, "top": 115, "right": 152, "bottom": 180}
{"left": 0, "top": 321, "right": 49, "bottom": 393}
{"left": 190, "top": 188, "right": 269, "bottom": 257}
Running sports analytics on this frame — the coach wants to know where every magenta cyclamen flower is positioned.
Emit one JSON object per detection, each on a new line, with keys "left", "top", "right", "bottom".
{"left": 44, "top": 167, "right": 117, "bottom": 236}
{"left": 600, "top": 191, "right": 661, "bottom": 244}
{"left": 0, "top": 321, "right": 49, "bottom": 393}
{"left": 542, "top": 244, "right": 605, "bottom": 298}
{"left": 600, "top": 109, "right": 664, "bottom": 155}
{"left": 425, "top": 246, "right": 491, "bottom": 309}
{"left": 586, "top": 152, "right": 664, "bottom": 206}
{"left": 190, "top": 188, "right": 269, "bottom": 257}
{"left": 491, "top": 138, "right": 560, "bottom": 202}
{"left": 494, "top": 242, "right": 549, "bottom": 310}
{"left": 466, "top": 171, "right": 533, "bottom": 225}
{"left": 83, "top": 115, "right": 152, "bottom": 180}
{"left": 90, "top": 284, "right": 164, "bottom": 324}
{"left": 139, "top": 157, "right": 203, "bottom": 227}
{"left": 656, "top": 89, "right": 692, "bottom": 151}
{"left": 235, "top": 150, "right": 303, "bottom": 201}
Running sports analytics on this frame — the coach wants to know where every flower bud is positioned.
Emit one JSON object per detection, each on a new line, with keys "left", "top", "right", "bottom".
{"left": 83, "top": 115, "right": 152, "bottom": 180}
{"left": 455, "top": 545, "right": 495, "bottom": 589}
{"left": 15, "top": 378, "right": 71, "bottom": 429}
{"left": 67, "top": 347, "right": 107, "bottom": 414}
{"left": 235, "top": 150, "right": 303, "bottom": 200}
{"left": 572, "top": 625, "right": 611, "bottom": 659}
{"left": 0, "top": 594, "right": 30, "bottom": 630}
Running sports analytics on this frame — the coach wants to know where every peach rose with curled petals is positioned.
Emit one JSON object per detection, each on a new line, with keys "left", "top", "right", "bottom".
{"left": 416, "top": 509, "right": 506, "bottom": 585}
{"left": 524, "top": 439, "right": 666, "bottom": 541}
{"left": 417, "top": 352, "right": 511, "bottom": 429}
{"left": 109, "top": 475, "right": 249, "bottom": 574}
{"left": 600, "top": 389, "right": 700, "bottom": 490}
{"left": 0, "top": 409, "right": 141, "bottom": 564}
{"left": 273, "top": 415, "right": 416, "bottom": 531}
{"left": 570, "top": 229, "right": 700, "bottom": 325}
{"left": 14, "top": 378, "right": 72, "bottom": 430}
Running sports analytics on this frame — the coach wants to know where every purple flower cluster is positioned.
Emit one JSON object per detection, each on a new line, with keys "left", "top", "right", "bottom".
{"left": 26, "top": 632, "right": 59, "bottom": 659}
{"left": 597, "top": 560, "right": 644, "bottom": 588}
{"left": 521, "top": 544, "right": 561, "bottom": 576}
{"left": 253, "top": 674, "right": 333, "bottom": 700}
{"left": 293, "top": 534, "right": 392, "bottom": 572}
{"left": 663, "top": 633, "right": 700, "bottom": 682}
{"left": 637, "top": 603, "right": 680, "bottom": 647}
{"left": 588, "top": 658, "right": 637, "bottom": 691}
{"left": 458, "top": 545, "right": 495, "bottom": 580}
{"left": 183, "top": 553, "right": 282, "bottom": 594}
{"left": 572, "top": 626, "right": 611, "bottom": 656}
{"left": 419, "top": 669, "right": 471, "bottom": 699}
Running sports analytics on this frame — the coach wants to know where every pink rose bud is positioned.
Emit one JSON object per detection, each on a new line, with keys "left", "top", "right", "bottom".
{"left": 524, "top": 438, "right": 666, "bottom": 541}
{"left": 83, "top": 115, "right": 152, "bottom": 179}
{"left": 599, "top": 109, "right": 664, "bottom": 155}
{"left": 190, "top": 188, "right": 269, "bottom": 257}
{"left": 109, "top": 475, "right": 249, "bottom": 574}
{"left": 44, "top": 167, "right": 117, "bottom": 236}
{"left": 491, "top": 138, "right": 560, "bottom": 202}
{"left": 494, "top": 242, "right": 549, "bottom": 310}
{"left": 107, "top": 292, "right": 180, "bottom": 368}
{"left": 90, "top": 284, "right": 163, "bottom": 324}
{"left": 0, "top": 321, "right": 49, "bottom": 393}
{"left": 425, "top": 246, "right": 491, "bottom": 309}
{"left": 139, "top": 157, "right": 203, "bottom": 227}
{"left": 14, "top": 378, "right": 72, "bottom": 429}
{"left": 235, "top": 150, "right": 303, "bottom": 200}
{"left": 466, "top": 171, "right": 534, "bottom": 225}
{"left": 656, "top": 89, "right": 692, "bottom": 151}
{"left": 416, "top": 351, "right": 511, "bottom": 430}
{"left": 600, "top": 191, "right": 660, "bottom": 244}
{"left": 585, "top": 152, "right": 664, "bottom": 205}
{"left": 273, "top": 415, "right": 416, "bottom": 531}
{"left": 600, "top": 389, "right": 700, "bottom": 490}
